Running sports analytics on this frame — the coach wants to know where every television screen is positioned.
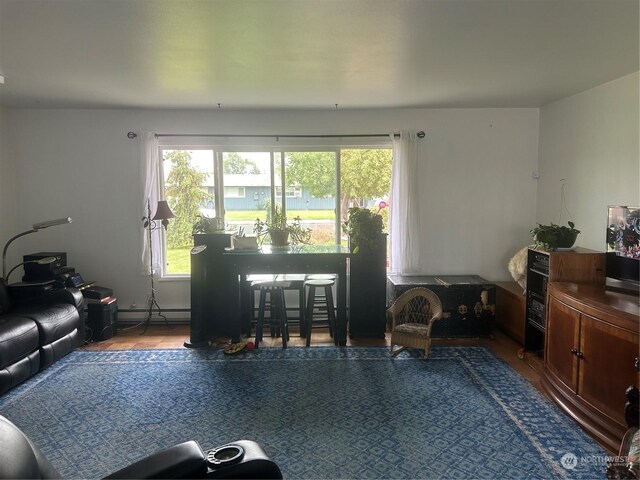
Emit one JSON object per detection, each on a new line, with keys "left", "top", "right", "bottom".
{"left": 606, "top": 206, "right": 640, "bottom": 291}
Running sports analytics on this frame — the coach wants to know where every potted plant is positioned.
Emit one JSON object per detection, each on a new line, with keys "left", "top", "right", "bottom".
{"left": 193, "top": 215, "right": 225, "bottom": 234}
{"left": 254, "top": 205, "right": 311, "bottom": 246}
{"left": 342, "top": 207, "right": 384, "bottom": 253}
{"left": 530, "top": 221, "right": 580, "bottom": 250}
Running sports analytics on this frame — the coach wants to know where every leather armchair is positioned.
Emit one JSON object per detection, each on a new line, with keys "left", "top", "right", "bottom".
{"left": 0, "top": 415, "right": 282, "bottom": 479}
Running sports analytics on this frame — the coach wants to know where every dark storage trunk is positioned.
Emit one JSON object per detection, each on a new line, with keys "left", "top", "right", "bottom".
{"left": 348, "top": 234, "right": 387, "bottom": 338}
{"left": 387, "top": 275, "right": 495, "bottom": 338}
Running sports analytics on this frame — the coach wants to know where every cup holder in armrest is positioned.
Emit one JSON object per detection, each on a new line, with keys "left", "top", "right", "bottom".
{"left": 207, "top": 444, "right": 245, "bottom": 467}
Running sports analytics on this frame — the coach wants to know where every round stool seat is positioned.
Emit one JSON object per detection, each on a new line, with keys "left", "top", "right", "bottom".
{"left": 305, "top": 279, "right": 334, "bottom": 287}
{"left": 306, "top": 274, "right": 336, "bottom": 281}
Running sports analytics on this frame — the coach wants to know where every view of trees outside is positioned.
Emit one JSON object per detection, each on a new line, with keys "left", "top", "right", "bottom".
{"left": 162, "top": 148, "right": 392, "bottom": 274}
{"left": 164, "top": 150, "right": 211, "bottom": 248}
{"left": 284, "top": 152, "right": 336, "bottom": 245}
{"left": 223, "top": 152, "right": 260, "bottom": 174}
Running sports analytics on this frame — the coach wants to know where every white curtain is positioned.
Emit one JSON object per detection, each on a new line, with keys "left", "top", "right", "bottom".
{"left": 138, "top": 132, "right": 161, "bottom": 275}
{"left": 389, "top": 130, "right": 422, "bottom": 275}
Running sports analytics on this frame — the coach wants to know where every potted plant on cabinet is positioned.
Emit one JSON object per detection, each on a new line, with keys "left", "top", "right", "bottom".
{"left": 193, "top": 215, "right": 226, "bottom": 234}
{"left": 530, "top": 221, "right": 580, "bottom": 250}
{"left": 254, "top": 205, "right": 311, "bottom": 247}
{"left": 342, "top": 206, "right": 384, "bottom": 253}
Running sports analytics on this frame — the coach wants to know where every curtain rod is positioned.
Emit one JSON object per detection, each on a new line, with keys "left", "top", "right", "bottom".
{"left": 126, "top": 131, "right": 425, "bottom": 139}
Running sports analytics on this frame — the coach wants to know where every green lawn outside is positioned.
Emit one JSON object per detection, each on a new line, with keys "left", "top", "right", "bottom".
{"left": 224, "top": 210, "right": 334, "bottom": 221}
{"left": 167, "top": 247, "right": 191, "bottom": 274}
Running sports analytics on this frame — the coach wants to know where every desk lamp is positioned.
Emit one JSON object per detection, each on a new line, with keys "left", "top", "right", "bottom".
{"left": 1, "top": 218, "right": 72, "bottom": 281}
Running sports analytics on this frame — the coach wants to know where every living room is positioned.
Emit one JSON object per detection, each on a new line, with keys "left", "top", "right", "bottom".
{"left": 0, "top": 1, "right": 638, "bottom": 479}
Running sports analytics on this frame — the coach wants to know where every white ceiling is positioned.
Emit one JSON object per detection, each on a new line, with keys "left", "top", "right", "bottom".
{"left": 0, "top": 0, "right": 637, "bottom": 110}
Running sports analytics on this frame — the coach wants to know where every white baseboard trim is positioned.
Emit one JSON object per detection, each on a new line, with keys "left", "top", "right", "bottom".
{"left": 116, "top": 310, "right": 190, "bottom": 324}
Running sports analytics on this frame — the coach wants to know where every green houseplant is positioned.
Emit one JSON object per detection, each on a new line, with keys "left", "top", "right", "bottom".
{"left": 342, "top": 207, "right": 384, "bottom": 253}
{"left": 192, "top": 215, "right": 225, "bottom": 234}
{"left": 530, "top": 221, "right": 580, "bottom": 249}
{"left": 254, "top": 205, "right": 311, "bottom": 246}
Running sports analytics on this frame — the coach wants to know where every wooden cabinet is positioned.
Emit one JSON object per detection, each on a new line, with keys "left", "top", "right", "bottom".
{"left": 495, "top": 281, "right": 526, "bottom": 344}
{"left": 545, "top": 295, "right": 580, "bottom": 387}
{"left": 543, "top": 282, "right": 639, "bottom": 452}
{"left": 524, "top": 248, "right": 605, "bottom": 356}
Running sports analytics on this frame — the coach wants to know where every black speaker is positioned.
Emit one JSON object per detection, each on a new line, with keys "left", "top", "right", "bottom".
{"left": 87, "top": 298, "right": 118, "bottom": 341}
{"left": 185, "top": 244, "right": 210, "bottom": 348}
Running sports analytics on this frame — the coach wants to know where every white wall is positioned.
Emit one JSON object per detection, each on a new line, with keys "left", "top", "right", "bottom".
{"left": 538, "top": 72, "right": 639, "bottom": 251}
{"left": 0, "top": 104, "right": 18, "bottom": 252}
{"left": 3, "top": 107, "right": 539, "bottom": 318}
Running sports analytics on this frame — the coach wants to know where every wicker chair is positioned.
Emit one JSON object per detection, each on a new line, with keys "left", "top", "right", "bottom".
{"left": 387, "top": 287, "right": 443, "bottom": 358}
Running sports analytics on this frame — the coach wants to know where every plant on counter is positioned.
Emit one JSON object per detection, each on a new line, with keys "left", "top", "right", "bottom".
{"left": 254, "top": 204, "right": 311, "bottom": 246}
{"left": 342, "top": 207, "right": 384, "bottom": 253}
{"left": 530, "top": 221, "right": 580, "bottom": 250}
{"left": 192, "top": 215, "right": 225, "bottom": 234}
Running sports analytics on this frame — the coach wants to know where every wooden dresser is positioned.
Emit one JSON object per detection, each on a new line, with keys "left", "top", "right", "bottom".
{"left": 543, "top": 282, "right": 640, "bottom": 452}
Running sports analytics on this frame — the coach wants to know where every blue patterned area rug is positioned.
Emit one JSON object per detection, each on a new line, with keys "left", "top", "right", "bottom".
{"left": 0, "top": 347, "right": 607, "bottom": 479}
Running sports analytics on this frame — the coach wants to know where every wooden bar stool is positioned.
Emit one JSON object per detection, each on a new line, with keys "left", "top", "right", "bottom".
{"left": 304, "top": 274, "right": 336, "bottom": 330}
{"left": 304, "top": 278, "right": 336, "bottom": 347}
{"left": 253, "top": 280, "right": 291, "bottom": 348}
{"left": 248, "top": 274, "right": 306, "bottom": 336}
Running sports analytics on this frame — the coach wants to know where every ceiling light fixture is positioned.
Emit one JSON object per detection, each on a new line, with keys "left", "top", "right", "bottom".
{"left": 0, "top": 75, "right": 5, "bottom": 85}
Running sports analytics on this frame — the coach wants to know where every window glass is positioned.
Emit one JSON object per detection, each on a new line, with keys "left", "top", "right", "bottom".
{"left": 284, "top": 151, "right": 337, "bottom": 245}
{"left": 340, "top": 148, "right": 392, "bottom": 251}
{"left": 162, "top": 149, "right": 214, "bottom": 275}
{"left": 222, "top": 152, "right": 272, "bottom": 237}
{"left": 158, "top": 144, "right": 391, "bottom": 275}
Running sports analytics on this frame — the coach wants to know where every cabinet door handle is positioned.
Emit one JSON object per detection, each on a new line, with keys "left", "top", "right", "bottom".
{"left": 576, "top": 351, "right": 584, "bottom": 359}
{"left": 570, "top": 348, "right": 578, "bottom": 355}
{"left": 635, "top": 357, "right": 639, "bottom": 370}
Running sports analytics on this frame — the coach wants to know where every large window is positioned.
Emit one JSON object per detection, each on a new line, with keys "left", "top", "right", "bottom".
{"left": 159, "top": 143, "right": 392, "bottom": 276}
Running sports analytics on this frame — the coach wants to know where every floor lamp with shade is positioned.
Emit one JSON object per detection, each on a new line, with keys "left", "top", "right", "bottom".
{"left": 138, "top": 199, "right": 175, "bottom": 333}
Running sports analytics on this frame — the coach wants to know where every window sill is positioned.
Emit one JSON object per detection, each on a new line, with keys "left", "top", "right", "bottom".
{"left": 159, "top": 275, "right": 190, "bottom": 282}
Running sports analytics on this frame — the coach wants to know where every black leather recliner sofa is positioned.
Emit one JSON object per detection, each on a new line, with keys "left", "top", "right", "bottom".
{"left": 0, "top": 280, "right": 84, "bottom": 395}
{"left": 0, "top": 414, "right": 283, "bottom": 479}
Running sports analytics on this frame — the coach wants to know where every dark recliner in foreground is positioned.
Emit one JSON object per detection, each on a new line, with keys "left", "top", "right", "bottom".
{"left": 0, "top": 280, "right": 84, "bottom": 395}
{"left": 0, "top": 415, "right": 283, "bottom": 479}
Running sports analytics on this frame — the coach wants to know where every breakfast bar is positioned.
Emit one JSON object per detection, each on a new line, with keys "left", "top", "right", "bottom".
{"left": 224, "top": 244, "right": 350, "bottom": 345}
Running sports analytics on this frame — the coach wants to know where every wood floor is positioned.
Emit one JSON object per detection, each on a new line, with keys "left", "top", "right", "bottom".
{"left": 82, "top": 323, "right": 546, "bottom": 395}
